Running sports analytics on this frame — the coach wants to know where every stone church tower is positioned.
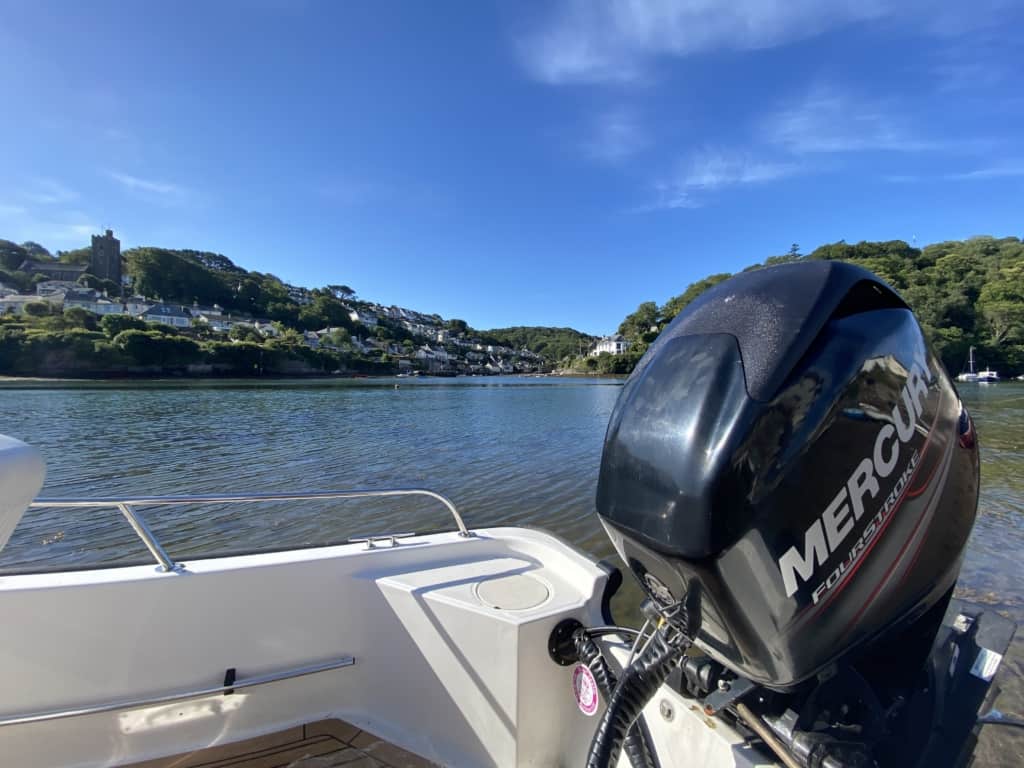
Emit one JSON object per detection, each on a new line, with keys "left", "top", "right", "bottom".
{"left": 90, "top": 229, "right": 122, "bottom": 286}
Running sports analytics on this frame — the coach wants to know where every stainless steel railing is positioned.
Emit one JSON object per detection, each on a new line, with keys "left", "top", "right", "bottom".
{"left": 0, "top": 655, "right": 357, "bottom": 727}
{"left": 28, "top": 488, "right": 470, "bottom": 572}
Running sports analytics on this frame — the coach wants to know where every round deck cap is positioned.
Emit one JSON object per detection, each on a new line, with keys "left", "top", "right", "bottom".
{"left": 474, "top": 574, "right": 551, "bottom": 611}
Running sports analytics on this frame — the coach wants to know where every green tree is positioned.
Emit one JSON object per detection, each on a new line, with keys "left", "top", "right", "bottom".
{"left": 269, "top": 328, "right": 304, "bottom": 349}
{"left": 297, "top": 294, "right": 353, "bottom": 331}
{"left": 661, "top": 273, "right": 732, "bottom": 325}
{"left": 446, "top": 318, "right": 469, "bottom": 335}
{"left": 206, "top": 341, "right": 269, "bottom": 374}
{"left": 113, "top": 330, "right": 201, "bottom": 366}
{"left": 59, "top": 247, "right": 92, "bottom": 265}
{"left": 978, "top": 262, "right": 1024, "bottom": 344}
{"left": 608, "top": 235, "right": 1024, "bottom": 378}
{"left": 100, "top": 314, "right": 149, "bottom": 338}
{"left": 78, "top": 273, "right": 121, "bottom": 295}
{"left": 229, "top": 324, "right": 263, "bottom": 343}
{"left": 20, "top": 241, "right": 51, "bottom": 259}
{"left": 23, "top": 301, "right": 51, "bottom": 317}
{"left": 326, "top": 284, "right": 356, "bottom": 300}
{"left": 475, "top": 326, "right": 596, "bottom": 361}
{"left": 0, "top": 240, "right": 29, "bottom": 271}
{"left": 63, "top": 306, "right": 95, "bottom": 329}
{"left": 618, "top": 301, "right": 660, "bottom": 343}
{"left": 125, "top": 247, "right": 233, "bottom": 308}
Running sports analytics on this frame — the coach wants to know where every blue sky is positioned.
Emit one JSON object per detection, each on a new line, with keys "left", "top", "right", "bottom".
{"left": 1, "top": 1, "right": 1022, "bottom": 334}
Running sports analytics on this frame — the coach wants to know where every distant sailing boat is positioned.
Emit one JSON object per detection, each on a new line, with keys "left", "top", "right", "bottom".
{"left": 957, "top": 346, "right": 999, "bottom": 383}
{"left": 957, "top": 347, "right": 979, "bottom": 382}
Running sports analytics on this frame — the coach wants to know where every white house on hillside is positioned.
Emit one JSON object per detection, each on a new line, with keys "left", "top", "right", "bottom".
{"left": 348, "top": 309, "right": 378, "bottom": 327}
{"left": 142, "top": 303, "right": 193, "bottom": 328}
{"left": 65, "top": 293, "right": 124, "bottom": 315}
{"left": 36, "top": 280, "right": 81, "bottom": 296}
{"left": 123, "top": 296, "right": 153, "bottom": 316}
{"left": 590, "top": 334, "right": 631, "bottom": 356}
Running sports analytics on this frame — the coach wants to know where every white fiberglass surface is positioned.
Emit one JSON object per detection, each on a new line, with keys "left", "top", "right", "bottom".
{"left": 0, "top": 527, "right": 610, "bottom": 767}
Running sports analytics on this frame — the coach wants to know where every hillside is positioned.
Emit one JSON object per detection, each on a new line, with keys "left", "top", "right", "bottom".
{"left": 0, "top": 237, "right": 593, "bottom": 377}
{"left": 476, "top": 326, "right": 596, "bottom": 363}
{"left": 602, "top": 236, "right": 1024, "bottom": 378}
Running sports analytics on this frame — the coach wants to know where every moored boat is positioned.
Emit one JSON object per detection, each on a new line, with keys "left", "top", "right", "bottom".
{"left": 958, "top": 346, "right": 1000, "bottom": 382}
{"left": 957, "top": 346, "right": 979, "bottom": 382}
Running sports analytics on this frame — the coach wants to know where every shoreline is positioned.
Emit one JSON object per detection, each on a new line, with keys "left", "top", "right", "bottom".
{"left": 0, "top": 372, "right": 613, "bottom": 387}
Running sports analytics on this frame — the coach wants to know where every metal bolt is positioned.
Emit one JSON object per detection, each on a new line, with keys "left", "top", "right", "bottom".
{"left": 717, "top": 679, "right": 730, "bottom": 692}
{"left": 660, "top": 700, "right": 674, "bottom": 722}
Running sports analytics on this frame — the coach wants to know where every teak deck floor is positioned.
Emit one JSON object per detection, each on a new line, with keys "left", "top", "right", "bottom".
{"left": 125, "top": 719, "right": 438, "bottom": 768}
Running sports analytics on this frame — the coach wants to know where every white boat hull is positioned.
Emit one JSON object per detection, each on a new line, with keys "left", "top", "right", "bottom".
{"left": 0, "top": 527, "right": 771, "bottom": 767}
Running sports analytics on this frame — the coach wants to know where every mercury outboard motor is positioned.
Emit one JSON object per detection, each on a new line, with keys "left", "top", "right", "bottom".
{"left": 590, "top": 261, "right": 1015, "bottom": 768}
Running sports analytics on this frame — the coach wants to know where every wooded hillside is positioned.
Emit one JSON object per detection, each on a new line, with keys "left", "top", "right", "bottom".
{"left": 611, "top": 236, "right": 1024, "bottom": 377}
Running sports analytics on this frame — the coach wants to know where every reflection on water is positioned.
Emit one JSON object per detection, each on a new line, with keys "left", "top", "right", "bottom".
{"left": 0, "top": 377, "right": 623, "bottom": 570}
{"left": 0, "top": 376, "right": 1021, "bottom": 759}
{"left": 0, "top": 377, "right": 1020, "bottom": 615}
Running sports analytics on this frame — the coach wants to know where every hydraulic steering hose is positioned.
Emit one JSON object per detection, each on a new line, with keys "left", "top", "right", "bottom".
{"left": 574, "top": 630, "right": 656, "bottom": 768}
{"left": 585, "top": 627, "right": 689, "bottom": 768}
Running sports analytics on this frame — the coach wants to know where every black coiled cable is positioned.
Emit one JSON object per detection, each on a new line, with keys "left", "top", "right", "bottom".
{"left": 585, "top": 627, "right": 690, "bottom": 768}
{"left": 574, "top": 630, "right": 655, "bottom": 768}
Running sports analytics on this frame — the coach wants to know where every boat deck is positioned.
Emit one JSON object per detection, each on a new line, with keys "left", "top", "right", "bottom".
{"left": 126, "top": 719, "right": 436, "bottom": 768}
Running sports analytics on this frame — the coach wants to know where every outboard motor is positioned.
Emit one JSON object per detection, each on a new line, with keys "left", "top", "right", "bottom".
{"left": 589, "top": 261, "right": 1015, "bottom": 768}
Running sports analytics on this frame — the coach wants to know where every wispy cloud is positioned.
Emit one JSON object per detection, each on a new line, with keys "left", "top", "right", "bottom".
{"left": 107, "top": 171, "right": 185, "bottom": 197}
{"left": 637, "top": 148, "right": 798, "bottom": 211}
{"left": 683, "top": 149, "right": 797, "bottom": 188}
{"left": 883, "top": 163, "right": 1024, "bottom": 183}
{"left": 516, "top": 1, "right": 1019, "bottom": 86}
{"left": 24, "top": 178, "right": 77, "bottom": 205}
{"left": 764, "top": 85, "right": 942, "bottom": 154}
{"left": 946, "top": 165, "right": 1024, "bottom": 180}
{"left": 517, "top": 0, "right": 890, "bottom": 85}
{"left": 583, "top": 108, "right": 648, "bottom": 163}
{"left": 640, "top": 183, "right": 701, "bottom": 212}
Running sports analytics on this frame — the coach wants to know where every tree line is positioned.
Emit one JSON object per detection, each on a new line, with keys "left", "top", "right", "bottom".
{"left": 0, "top": 306, "right": 392, "bottom": 377}
{"left": 603, "top": 236, "right": 1024, "bottom": 378}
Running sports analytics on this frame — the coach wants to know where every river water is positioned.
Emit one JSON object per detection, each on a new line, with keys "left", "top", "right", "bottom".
{"left": 0, "top": 376, "right": 1021, "bottom": 763}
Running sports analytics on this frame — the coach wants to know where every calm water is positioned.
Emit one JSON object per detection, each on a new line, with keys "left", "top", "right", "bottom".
{"left": 0, "top": 376, "right": 1021, "bottom": 761}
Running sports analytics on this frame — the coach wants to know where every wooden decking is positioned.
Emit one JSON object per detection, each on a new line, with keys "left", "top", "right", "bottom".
{"left": 126, "top": 719, "right": 437, "bottom": 768}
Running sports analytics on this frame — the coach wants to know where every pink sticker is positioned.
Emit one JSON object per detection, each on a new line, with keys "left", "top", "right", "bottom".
{"left": 572, "top": 664, "right": 599, "bottom": 716}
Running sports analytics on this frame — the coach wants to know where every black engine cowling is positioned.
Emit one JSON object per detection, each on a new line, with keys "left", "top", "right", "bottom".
{"left": 596, "top": 261, "right": 980, "bottom": 688}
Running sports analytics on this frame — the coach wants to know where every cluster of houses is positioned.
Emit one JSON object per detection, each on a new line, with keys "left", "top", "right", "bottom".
{"left": 0, "top": 280, "right": 277, "bottom": 334}
{"left": 309, "top": 329, "right": 539, "bottom": 375}
{"left": 339, "top": 302, "right": 544, "bottom": 374}
{"left": 0, "top": 281, "right": 546, "bottom": 374}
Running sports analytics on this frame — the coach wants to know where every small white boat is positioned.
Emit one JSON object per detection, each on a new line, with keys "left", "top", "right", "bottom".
{"left": 977, "top": 367, "right": 1000, "bottom": 383}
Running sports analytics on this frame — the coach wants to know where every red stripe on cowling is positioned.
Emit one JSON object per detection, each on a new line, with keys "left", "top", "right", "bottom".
{"left": 791, "top": 388, "right": 944, "bottom": 628}
{"left": 839, "top": 431, "right": 952, "bottom": 636}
